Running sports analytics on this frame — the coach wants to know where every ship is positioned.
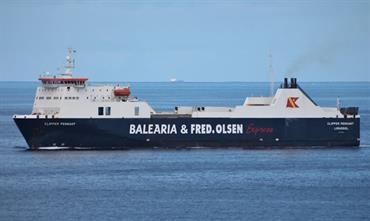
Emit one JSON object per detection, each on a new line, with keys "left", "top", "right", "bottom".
{"left": 13, "top": 49, "right": 360, "bottom": 149}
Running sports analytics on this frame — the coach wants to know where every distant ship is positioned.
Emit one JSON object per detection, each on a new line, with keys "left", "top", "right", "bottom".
{"left": 169, "top": 78, "right": 184, "bottom": 83}
{"left": 13, "top": 49, "right": 360, "bottom": 149}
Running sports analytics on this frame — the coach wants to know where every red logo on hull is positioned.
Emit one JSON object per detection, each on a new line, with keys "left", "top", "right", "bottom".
{"left": 286, "top": 97, "right": 299, "bottom": 108}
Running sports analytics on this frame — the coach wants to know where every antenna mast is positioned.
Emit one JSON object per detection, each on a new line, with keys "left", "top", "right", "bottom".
{"left": 62, "top": 48, "right": 76, "bottom": 77}
{"left": 268, "top": 51, "right": 275, "bottom": 96}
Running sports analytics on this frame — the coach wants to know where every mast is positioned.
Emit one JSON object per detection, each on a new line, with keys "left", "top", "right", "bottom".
{"left": 268, "top": 51, "right": 275, "bottom": 96}
{"left": 62, "top": 48, "right": 76, "bottom": 77}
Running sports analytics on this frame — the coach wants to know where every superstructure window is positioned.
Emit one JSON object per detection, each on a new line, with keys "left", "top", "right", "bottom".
{"left": 105, "top": 107, "right": 111, "bottom": 116}
{"left": 134, "top": 106, "right": 139, "bottom": 116}
{"left": 98, "top": 107, "right": 104, "bottom": 116}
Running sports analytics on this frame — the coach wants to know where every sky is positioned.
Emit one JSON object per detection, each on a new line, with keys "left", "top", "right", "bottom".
{"left": 0, "top": 0, "right": 369, "bottom": 82}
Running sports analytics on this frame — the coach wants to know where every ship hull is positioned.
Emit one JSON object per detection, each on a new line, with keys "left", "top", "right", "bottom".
{"left": 13, "top": 117, "right": 360, "bottom": 149}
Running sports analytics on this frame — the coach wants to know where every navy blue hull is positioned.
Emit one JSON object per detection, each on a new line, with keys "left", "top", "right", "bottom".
{"left": 13, "top": 117, "right": 360, "bottom": 149}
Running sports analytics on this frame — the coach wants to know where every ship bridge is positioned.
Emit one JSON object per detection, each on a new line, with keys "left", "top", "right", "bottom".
{"left": 39, "top": 48, "right": 88, "bottom": 88}
{"left": 39, "top": 76, "right": 88, "bottom": 88}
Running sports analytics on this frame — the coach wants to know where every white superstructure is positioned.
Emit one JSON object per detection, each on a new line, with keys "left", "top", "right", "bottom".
{"left": 14, "top": 50, "right": 355, "bottom": 120}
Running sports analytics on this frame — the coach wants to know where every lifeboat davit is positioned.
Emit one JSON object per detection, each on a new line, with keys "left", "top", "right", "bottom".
{"left": 114, "top": 87, "right": 131, "bottom": 97}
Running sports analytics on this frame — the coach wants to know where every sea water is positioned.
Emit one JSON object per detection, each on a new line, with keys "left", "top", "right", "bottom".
{"left": 0, "top": 82, "right": 369, "bottom": 220}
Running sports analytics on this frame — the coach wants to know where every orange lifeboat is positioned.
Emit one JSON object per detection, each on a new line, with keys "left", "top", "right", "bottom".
{"left": 114, "top": 86, "right": 131, "bottom": 97}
